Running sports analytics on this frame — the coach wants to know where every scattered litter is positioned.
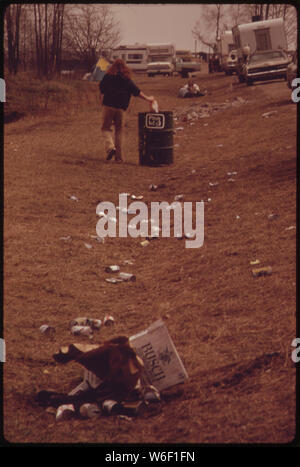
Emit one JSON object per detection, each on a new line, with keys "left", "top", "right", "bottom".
{"left": 191, "top": 169, "right": 196, "bottom": 174}
{"left": 56, "top": 404, "right": 76, "bottom": 422}
{"left": 227, "top": 171, "right": 237, "bottom": 176}
{"left": 105, "top": 265, "right": 120, "bottom": 273}
{"left": 90, "top": 235, "right": 104, "bottom": 243}
{"left": 149, "top": 184, "right": 158, "bottom": 191}
{"left": 207, "top": 198, "right": 212, "bottom": 202}
{"left": 39, "top": 324, "right": 55, "bottom": 336}
{"left": 250, "top": 259, "right": 260, "bottom": 266}
{"left": 70, "top": 318, "right": 102, "bottom": 330}
{"left": 174, "top": 194, "right": 184, "bottom": 201}
{"left": 209, "top": 182, "right": 219, "bottom": 187}
{"left": 69, "top": 195, "right": 79, "bottom": 202}
{"left": 84, "top": 243, "right": 93, "bottom": 249}
{"left": 118, "top": 272, "right": 136, "bottom": 282}
{"left": 123, "top": 259, "right": 134, "bottom": 265}
{"left": 228, "top": 178, "right": 235, "bottom": 182}
{"left": 262, "top": 110, "right": 278, "bottom": 118}
{"left": 175, "top": 126, "right": 184, "bottom": 131}
{"left": 285, "top": 225, "right": 296, "bottom": 231}
{"left": 71, "top": 325, "right": 93, "bottom": 337}
{"left": 37, "top": 321, "right": 187, "bottom": 422}
{"left": 252, "top": 266, "right": 272, "bottom": 277}
{"left": 268, "top": 213, "right": 279, "bottom": 220}
{"left": 131, "top": 195, "right": 143, "bottom": 200}
{"left": 216, "top": 144, "right": 223, "bottom": 148}
{"left": 60, "top": 236, "right": 72, "bottom": 241}
{"left": 141, "top": 240, "right": 150, "bottom": 247}
{"left": 236, "top": 215, "right": 240, "bottom": 219}
{"left": 105, "top": 277, "right": 123, "bottom": 284}
{"left": 80, "top": 403, "right": 101, "bottom": 419}
{"left": 203, "top": 123, "right": 208, "bottom": 126}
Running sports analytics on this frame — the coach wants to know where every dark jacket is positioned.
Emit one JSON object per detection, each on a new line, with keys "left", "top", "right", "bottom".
{"left": 100, "top": 73, "right": 141, "bottom": 110}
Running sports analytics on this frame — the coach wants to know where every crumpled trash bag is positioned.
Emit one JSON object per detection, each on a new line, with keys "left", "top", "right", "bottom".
{"left": 36, "top": 336, "right": 145, "bottom": 409}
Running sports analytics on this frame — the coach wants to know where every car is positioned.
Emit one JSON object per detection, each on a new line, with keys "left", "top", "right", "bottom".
{"left": 286, "top": 50, "right": 297, "bottom": 89}
{"left": 243, "top": 49, "right": 291, "bottom": 86}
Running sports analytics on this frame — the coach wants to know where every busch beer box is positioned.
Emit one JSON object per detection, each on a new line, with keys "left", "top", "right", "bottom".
{"left": 83, "top": 320, "right": 188, "bottom": 391}
{"left": 129, "top": 320, "right": 188, "bottom": 391}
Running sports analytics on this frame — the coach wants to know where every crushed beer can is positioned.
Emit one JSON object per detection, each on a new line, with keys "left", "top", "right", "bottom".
{"left": 79, "top": 403, "right": 101, "bottom": 419}
{"left": 118, "top": 272, "right": 136, "bottom": 282}
{"left": 252, "top": 266, "right": 273, "bottom": 278}
{"left": 56, "top": 404, "right": 76, "bottom": 422}
{"left": 105, "top": 265, "right": 120, "bottom": 273}
{"left": 71, "top": 325, "right": 93, "bottom": 337}
{"left": 102, "top": 399, "right": 122, "bottom": 416}
{"left": 103, "top": 315, "right": 115, "bottom": 326}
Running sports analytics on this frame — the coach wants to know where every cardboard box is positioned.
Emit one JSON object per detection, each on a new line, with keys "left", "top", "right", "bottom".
{"left": 83, "top": 320, "right": 188, "bottom": 391}
{"left": 129, "top": 320, "right": 188, "bottom": 391}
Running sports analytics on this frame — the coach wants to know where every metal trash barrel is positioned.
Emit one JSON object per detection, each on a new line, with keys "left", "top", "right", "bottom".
{"left": 138, "top": 111, "right": 173, "bottom": 166}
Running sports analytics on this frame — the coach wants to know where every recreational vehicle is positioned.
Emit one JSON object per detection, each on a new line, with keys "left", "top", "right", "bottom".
{"left": 146, "top": 43, "right": 176, "bottom": 77}
{"left": 112, "top": 44, "right": 148, "bottom": 72}
{"left": 232, "top": 17, "right": 288, "bottom": 82}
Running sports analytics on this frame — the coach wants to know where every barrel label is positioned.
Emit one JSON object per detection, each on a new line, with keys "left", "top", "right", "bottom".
{"left": 145, "top": 113, "right": 165, "bottom": 129}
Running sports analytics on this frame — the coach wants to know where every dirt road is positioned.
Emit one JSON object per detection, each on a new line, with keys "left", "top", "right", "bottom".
{"left": 3, "top": 70, "right": 297, "bottom": 445}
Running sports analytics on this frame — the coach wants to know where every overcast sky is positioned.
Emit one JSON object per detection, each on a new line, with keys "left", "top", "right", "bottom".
{"left": 110, "top": 4, "right": 206, "bottom": 52}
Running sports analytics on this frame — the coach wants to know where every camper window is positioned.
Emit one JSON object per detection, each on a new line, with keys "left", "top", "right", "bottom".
{"left": 255, "top": 29, "right": 272, "bottom": 51}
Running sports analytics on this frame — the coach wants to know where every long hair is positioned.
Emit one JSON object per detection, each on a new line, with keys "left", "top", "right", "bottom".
{"left": 107, "top": 58, "right": 132, "bottom": 79}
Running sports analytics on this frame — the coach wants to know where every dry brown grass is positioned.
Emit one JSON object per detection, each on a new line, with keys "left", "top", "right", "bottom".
{"left": 3, "top": 67, "right": 297, "bottom": 446}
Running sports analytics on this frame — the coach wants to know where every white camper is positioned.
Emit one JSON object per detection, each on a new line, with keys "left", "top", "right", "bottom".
{"left": 146, "top": 43, "right": 176, "bottom": 76}
{"left": 232, "top": 17, "right": 288, "bottom": 81}
{"left": 112, "top": 44, "right": 148, "bottom": 72}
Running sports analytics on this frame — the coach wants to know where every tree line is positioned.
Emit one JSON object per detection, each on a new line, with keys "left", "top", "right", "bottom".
{"left": 4, "top": 4, "right": 120, "bottom": 77}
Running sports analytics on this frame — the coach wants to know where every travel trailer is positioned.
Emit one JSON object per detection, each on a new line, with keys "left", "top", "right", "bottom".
{"left": 112, "top": 44, "right": 148, "bottom": 72}
{"left": 232, "top": 17, "right": 288, "bottom": 81}
{"left": 146, "top": 43, "right": 176, "bottom": 77}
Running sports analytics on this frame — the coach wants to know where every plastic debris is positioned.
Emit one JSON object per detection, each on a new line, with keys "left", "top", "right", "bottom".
{"left": 131, "top": 195, "right": 143, "bottom": 200}
{"left": 84, "top": 243, "right": 92, "bottom": 249}
{"left": 252, "top": 266, "right": 272, "bottom": 277}
{"left": 250, "top": 259, "right": 260, "bottom": 266}
{"left": 285, "top": 225, "right": 296, "bottom": 231}
{"left": 174, "top": 194, "right": 184, "bottom": 201}
{"left": 69, "top": 195, "right": 79, "bottom": 202}
{"left": 209, "top": 182, "right": 219, "bottom": 187}
{"left": 149, "top": 184, "right": 158, "bottom": 191}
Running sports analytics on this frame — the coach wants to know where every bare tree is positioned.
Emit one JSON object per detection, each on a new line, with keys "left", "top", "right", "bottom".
{"left": 64, "top": 4, "right": 121, "bottom": 69}
{"left": 5, "top": 4, "right": 23, "bottom": 74}
{"left": 33, "top": 4, "right": 65, "bottom": 77}
{"left": 192, "top": 4, "right": 225, "bottom": 52}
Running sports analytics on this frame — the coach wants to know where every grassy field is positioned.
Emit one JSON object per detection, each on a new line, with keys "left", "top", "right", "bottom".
{"left": 3, "top": 67, "right": 297, "bottom": 446}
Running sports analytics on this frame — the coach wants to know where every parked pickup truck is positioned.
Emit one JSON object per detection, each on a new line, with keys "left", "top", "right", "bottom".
{"left": 147, "top": 61, "right": 174, "bottom": 77}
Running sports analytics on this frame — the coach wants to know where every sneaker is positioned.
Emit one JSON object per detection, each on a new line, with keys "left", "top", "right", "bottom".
{"left": 106, "top": 149, "right": 116, "bottom": 160}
